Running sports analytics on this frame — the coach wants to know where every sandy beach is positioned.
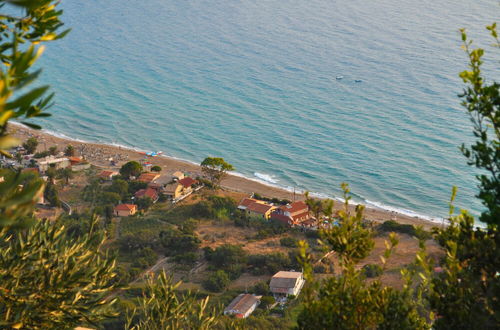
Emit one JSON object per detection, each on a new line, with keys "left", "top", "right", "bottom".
{"left": 9, "top": 124, "right": 441, "bottom": 230}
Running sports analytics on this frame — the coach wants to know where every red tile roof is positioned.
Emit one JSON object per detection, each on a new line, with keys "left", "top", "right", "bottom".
{"left": 280, "top": 201, "right": 308, "bottom": 214}
{"left": 68, "top": 157, "right": 83, "bottom": 164}
{"left": 137, "top": 173, "right": 160, "bottom": 183}
{"left": 99, "top": 170, "right": 118, "bottom": 178}
{"left": 246, "top": 202, "right": 275, "bottom": 214}
{"left": 238, "top": 198, "right": 258, "bottom": 208}
{"left": 179, "top": 177, "right": 196, "bottom": 188}
{"left": 114, "top": 204, "right": 136, "bottom": 211}
{"left": 134, "top": 188, "right": 158, "bottom": 200}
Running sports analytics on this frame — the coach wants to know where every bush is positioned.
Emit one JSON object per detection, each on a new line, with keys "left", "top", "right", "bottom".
{"left": 259, "top": 296, "right": 275, "bottom": 309}
{"left": 378, "top": 220, "right": 431, "bottom": 240}
{"left": 280, "top": 237, "right": 298, "bottom": 248}
{"left": 248, "top": 253, "right": 291, "bottom": 275}
{"left": 203, "top": 270, "right": 230, "bottom": 292}
{"left": 205, "top": 244, "right": 247, "bottom": 269}
{"left": 159, "top": 228, "right": 200, "bottom": 256}
{"left": 151, "top": 165, "right": 162, "bottom": 172}
{"left": 314, "top": 264, "right": 327, "bottom": 274}
{"left": 171, "top": 252, "right": 198, "bottom": 265}
{"left": 363, "top": 264, "right": 383, "bottom": 278}
{"left": 252, "top": 281, "right": 270, "bottom": 295}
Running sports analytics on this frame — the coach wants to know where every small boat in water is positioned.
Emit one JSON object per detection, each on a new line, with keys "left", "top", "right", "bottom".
{"left": 336, "top": 75, "right": 343, "bottom": 80}
{"left": 354, "top": 79, "right": 362, "bottom": 83}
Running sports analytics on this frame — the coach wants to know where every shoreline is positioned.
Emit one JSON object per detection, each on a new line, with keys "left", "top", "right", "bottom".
{"left": 9, "top": 123, "right": 444, "bottom": 230}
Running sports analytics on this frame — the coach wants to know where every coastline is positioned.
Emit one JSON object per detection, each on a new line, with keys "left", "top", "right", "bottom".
{"left": 9, "top": 123, "right": 444, "bottom": 230}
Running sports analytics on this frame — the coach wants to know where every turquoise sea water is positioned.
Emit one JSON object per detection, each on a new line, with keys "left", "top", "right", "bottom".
{"left": 30, "top": 0, "right": 499, "bottom": 221}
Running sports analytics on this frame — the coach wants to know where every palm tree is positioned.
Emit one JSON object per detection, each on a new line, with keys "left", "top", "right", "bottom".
{"left": 58, "top": 167, "right": 73, "bottom": 186}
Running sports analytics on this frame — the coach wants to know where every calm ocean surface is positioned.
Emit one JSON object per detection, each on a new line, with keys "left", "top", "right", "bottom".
{"left": 32, "top": 0, "right": 499, "bottom": 221}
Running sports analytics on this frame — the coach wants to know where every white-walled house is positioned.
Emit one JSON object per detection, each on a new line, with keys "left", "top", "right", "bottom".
{"left": 269, "top": 271, "right": 305, "bottom": 299}
{"left": 223, "top": 294, "right": 260, "bottom": 318}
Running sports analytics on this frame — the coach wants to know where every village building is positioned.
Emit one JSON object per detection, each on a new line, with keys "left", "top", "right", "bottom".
{"left": 36, "top": 156, "right": 71, "bottom": 173}
{"left": 137, "top": 172, "right": 161, "bottom": 184}
{"left": 163, "top": 182, "right": 184, "bottom": 200}
{"left": 172, "top": 171, "right": 185, "bottom": 181}
{"left": 223, "top": 294, "right": 260, "bottom": 318}
{"left": 113, "top": 204, "right": 137, "bottom": 217}
{"left": 270, "top": 201, "right": 310, "bottom": 226}
{"left": 238, "top": 197, "right": 276, "bottom": 219}
{"left": 178, "top": 176, "right": 197, "bottom": 194}
{"left": 269, "top": 271, "right": 305, "bottom": 300}
{"left": 134, "top": 187, "right": 159, "bottom": 203}
{"left": 99, "top": 170, "right": 119, "bottom": 181}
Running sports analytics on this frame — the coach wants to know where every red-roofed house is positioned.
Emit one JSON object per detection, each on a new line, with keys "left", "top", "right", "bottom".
{"left": 238, "top": 197, "right": 276, "bottom": 219}
{"left": 114, "top": 204, "right": 137, "bottom": 217}
{"left": 68, "top": 157, "right": 83, "bottom": 165}
{"left": 99, "top": 170, "right": 119, "bottom": 181}
{"left": 271, "top": 201, "right": 310, "bottom": 226}
{"left": 179, "top": 177, "right": 196, "bottom": 188}
{"left": 137, "top": 172, "right": 161, "bottom": 183}
{"left": 134, "top": 187, "right": 159, "bottom": 203}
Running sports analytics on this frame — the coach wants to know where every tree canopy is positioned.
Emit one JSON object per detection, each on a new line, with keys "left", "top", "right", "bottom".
{"left": 200, "top": 157, "right": 234, "bottom": 189}
{"left": 120, "top": 161, "right": 143, "bottom": 179}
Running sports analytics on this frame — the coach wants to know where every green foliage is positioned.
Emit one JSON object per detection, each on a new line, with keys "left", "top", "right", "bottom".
{"left": 248, "top": 252, "right": 291, "bottom": 275}
{"left": 298, "top": 184, "right": 429, "bottom": 329}
{"left": 203, "top": 270, "right": 231, "bottom": 292}
{"left": 0, "top": 218, "right": 117, "bottom": 329}
{"left": 33, "top": 150, "right": 49, "bottom": 158}
{"left": 126, "top": 271, "right": 217, "bottom": 329}
{"left": 259, "top": 296, "right": 275, "bottom": 309}
{"left": 43, "top": 180, "right": 60, "bottom": 207}
{"left": 419, "top": 27, "right": 500, "bottom": 329}
{"left": 159, "top": 226, "right": 201, "bottom": 255}
{"left": 22, "top": 137, "right": 38, "bottom": 154}
{"left": 105, "top": 178, "right": 129, "bottom": 199}
{"left": 458, "top": 26, "right": 500, "bottom": 226}
{"left": 280, "top": 236, "right": 298, "bottom": 247}
{"left": 305, "top": 191, "right": 334, "bottom": 220}
{"left": 251, "top": 281, "right": 270, "bottom": 295}
{"left": 128, "top": 180, "right": 148, "bottom": 194}
{"left": 136, "top": 196, "right": 153, "bottom": 211}
{"left": 205, "top": 244, "right": 247, "bottom": 269}
{"left": 151, "top": 165, "right": 162, "bottom": 172}
{"left": 0, "top": 169, "right": 43, "bottom": 227}
{"left": 120, "top": 161, "right": 143, "bottom": 179}
{"left": 48, "top": 145, "right": 57, "bottom": 155}
{"left": 379, "top": 220, "right": 431, "bottom": 240}
{"left": 56, "top": 167, "right": 73, "bottom": 185}
{"left": 363, "top": 264, "right": 383, "bottom": 278}
{"left": 200, "top": 156, "right": 234, "bottom": 189}
{"left": 64, "top": 144, "right": 75, "bottom": 156}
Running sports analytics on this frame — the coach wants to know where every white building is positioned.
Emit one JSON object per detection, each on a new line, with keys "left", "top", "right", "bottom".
{"left": 269, "top": 271, "right": 305, "bottom": 299}
{"left": 37, "top": 156, "right": 71, "bottom": 173}
{"left": 223, "top": 294, "right": 260, "bottom": 318}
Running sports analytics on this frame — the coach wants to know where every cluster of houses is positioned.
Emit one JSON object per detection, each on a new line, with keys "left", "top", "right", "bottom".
{"left": 0, "top": 146, "right": 90, "bottom": 176}
{"left": 110, "top": 170, "right": 200, "bottom": 217}
{"left": 224, "top": 271, "right": 305, "bottom": 318}
{"left": 238, "top": 197, "right": 316, "bottom": 228}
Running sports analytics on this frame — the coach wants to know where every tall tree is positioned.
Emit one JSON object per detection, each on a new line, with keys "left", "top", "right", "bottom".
{"left": 119, "top": 161, "right": 142, "bottom": 179}
{"left": 200, "top": 157, "right": 234, "bottom": 189}
{"left": 64, "top": 145, "right": 75, "bottom": 157}
{"left": 22, "top": 137, "right": 38, "bottom": 154}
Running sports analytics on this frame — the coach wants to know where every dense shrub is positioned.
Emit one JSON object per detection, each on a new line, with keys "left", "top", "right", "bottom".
{"left": 378, "top": 220, "right": 431, "bottom": 240}
{"left": 204, "top": 244, "right": 247, "bottom": 268}
{"left": 252, "top": 281, "right": 270, "bottom": 295}
{"left": 159, "top": 228, "right": 200, "bottom": 256}
{"left": 363, "top": 264, "right": 383, "bottom": 278}
{"left": 248, "top": 252, "right": 291, "bottom": 275}
{"left": 280, "top": 237, "right": 298, "bottom": 248}
{"left": 171, "top": 252, "right": 198, "bottom": 265}
{"left": 203, "top": 270, "right": 230, "bottom": 292}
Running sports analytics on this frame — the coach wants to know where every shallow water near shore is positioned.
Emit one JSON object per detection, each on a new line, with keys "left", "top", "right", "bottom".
{"left": 27, "top": 0, "right": 499, "bottom": 220}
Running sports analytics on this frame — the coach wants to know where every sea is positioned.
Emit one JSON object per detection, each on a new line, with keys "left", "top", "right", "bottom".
{"left": 21, "top": 0, "right": 500, "bottom": 222}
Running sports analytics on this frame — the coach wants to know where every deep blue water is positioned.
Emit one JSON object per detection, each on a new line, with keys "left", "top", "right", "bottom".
{"left": 28, "top": 0, "right": 500, "bottom": 221}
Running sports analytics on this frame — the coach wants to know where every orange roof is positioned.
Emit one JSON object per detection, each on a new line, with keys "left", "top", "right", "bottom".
{"left": 238, "top": 198, "right": 258, "bottom": 208}
{"left": 179, "top": 177, "right": 196, "bottom": 188}
{"left": 280, "top": 201, "right": 308, "bottom": 213}
{"left": 68, "top": 156, "right": 83, "bottom": 164}
{"left": 246, "top": 202, "right": 275, "bottom": 214}
{"left": 114, "top": 204, "right": 136, "bottom": 211}
{"left": 134, "top": 188, "right": 158, "bottom": 200}
{"left": 100, "top": 170, "right": 118, "bottom": 178}
{"left": 137, "top": 172, "right": 160, "bottom": 183}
